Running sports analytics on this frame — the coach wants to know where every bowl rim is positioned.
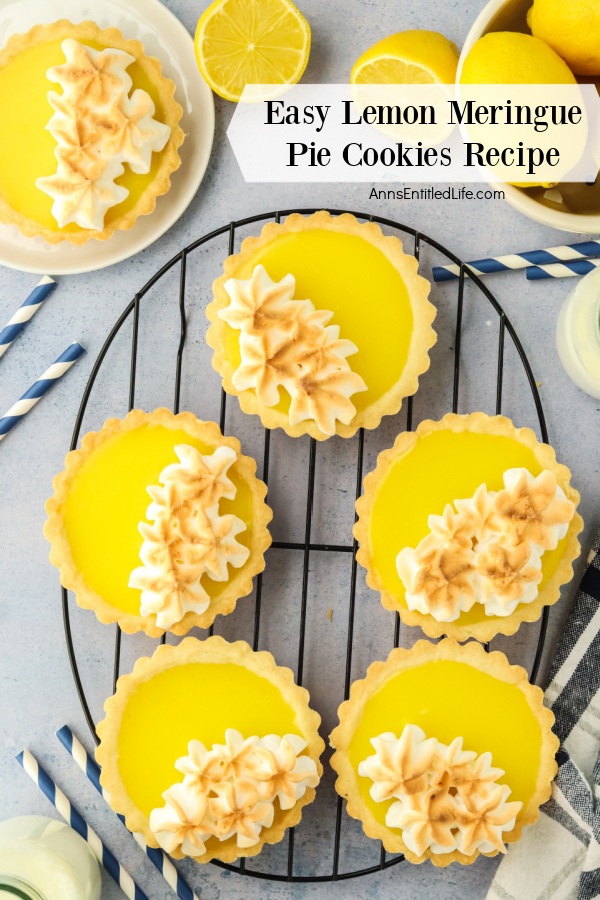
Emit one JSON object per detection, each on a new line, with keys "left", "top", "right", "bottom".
{"left": 457, "top": 0, "right": 600, "bottom": 234}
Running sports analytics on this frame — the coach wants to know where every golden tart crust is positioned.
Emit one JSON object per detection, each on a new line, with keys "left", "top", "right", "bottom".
{"left": 329, "top": 638, "right": 559, "bottom": 867}
{"left": 354, "top": 412, "right": 583, "bottom": 642}
{"left": 96, "top": 636, "right": 325, "bottom": 863}
{"left": 44, "top": 408, "right": 272, "bottom": 637}
{"left": 206, "top": 211, "right": 436, "bottom": 440}
{"left": 0, "top": 19, "right": 184, "bottom": 244}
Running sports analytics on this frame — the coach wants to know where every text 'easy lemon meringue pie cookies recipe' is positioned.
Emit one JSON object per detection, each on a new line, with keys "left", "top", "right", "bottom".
{"left": 355, "top": 412, "right": 582, "bottom": 641}
{"left": 96, "top": 637, "right": 324, "bottom": 864}
{"left": 330, "top": 639, "right": 558, "bottom": 866}
{"left": 0, "top": 20, "right": 183, "bottom": 243}
{"left": 206, "top": 211, "right": 436, "bottom": 440}
{"left": 44, "top": 409, "right": 271, "bottom": 636}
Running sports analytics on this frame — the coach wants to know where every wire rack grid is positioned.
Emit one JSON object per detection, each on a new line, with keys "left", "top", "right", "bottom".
{"left": 61, "top": 207, "right": 550, "bottom": 884}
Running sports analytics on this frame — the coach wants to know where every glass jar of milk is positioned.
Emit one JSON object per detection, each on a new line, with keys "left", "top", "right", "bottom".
{"left": 556, "top": 266, "right": 600, "bottom": 399}
{"left": 0, "top": 817, "right": 101, "bottom": 900}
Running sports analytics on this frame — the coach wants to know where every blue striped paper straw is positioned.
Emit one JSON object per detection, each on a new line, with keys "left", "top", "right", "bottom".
{"left": 0, "top": 276, "right": 56, "bottom": 359}
{"left": 57, "top": 726, "right": 198, "bottom": 900}
{"left": 526, "top": 259, "right": 600, "bottom": 280}
{"left": 432, "top": 240, "right": 600, "bottom": 282}
{"left": 16, "top": 749, "right": 149, "bottom": 900}
{"left": 0, "top": 342, "right": 85, "bottom": 442}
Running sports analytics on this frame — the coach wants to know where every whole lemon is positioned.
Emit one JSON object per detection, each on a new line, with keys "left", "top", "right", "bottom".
{"left": 528, "top": 0, "right": 600, "bottom": 77}
{"left": 460, "top": 32, "right": 577, "bottom": 84}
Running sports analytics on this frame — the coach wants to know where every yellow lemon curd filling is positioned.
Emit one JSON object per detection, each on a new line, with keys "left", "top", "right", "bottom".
{"left": 348, "top": 660, "right": 542, "bottom": 827}
{"left": 0, "top": 37, "right": 167, "bottom": 232}
{"left": 63, "top": 425, "right": 254, "bottom": 616}
{"left": 224, "top": 229, "right": 414, "bottom": 414}
{"left": 117, "top": 662, "right": 300, "bottom": 818}
{"left": 370, "top": 429, "right": 568, "bottom": 625}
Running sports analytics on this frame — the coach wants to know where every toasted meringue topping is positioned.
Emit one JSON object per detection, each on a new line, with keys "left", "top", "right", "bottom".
{"left": 174, "top": 739, "right": 225, "bottom": 793}
{"left": 475, "top": 540, "right": 543, "bottom": 617}
{"left": 357, "top": 726, "right": 438, "bottom": 801}
{"left": 36, "top": 39, "right": 171, "bottom": 230}
{"left": 36, "top": 153, "right": 128, "bottom": 231}
{"left": 396, "top": 467, "right": 575, "bottom": 622}
{"left": 490, "top": 468, "right": 574, "bottom": 551}
{"left": 208, "top": 730, "right": 263, "bottom": 782}
{"left": 209, "top": 781, "right": 275, "bottom": 848}
{"left": 104, "top": 89, "right": 171, "bottom": 174}
{"left": 360, "top": 725, "right": 522, "bottom": 858}
{"left": 396, "top": 534, "right": 477, "bottom": 623}
{"left": 150, "top": 728, "right": 319, "bottom": 855}
{"left": 453, "top": 783, "right": 522, "bottom": 856}
{"left": 129, "top": 444, "right": 249, "bottom": 629}
{"left": 253, "top": 734, "right": 321, "bottom": 810}
{"left": 219, "top": 265, "right": 367, "bottom": 435}
{"left": 453, "top": 483, "right": 495, "bottom": 542}
{"left": 149, "top": 782, "right": 212, "bottom": 857}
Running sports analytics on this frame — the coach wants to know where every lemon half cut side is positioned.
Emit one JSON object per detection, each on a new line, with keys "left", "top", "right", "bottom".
{"left": 350, "top": 31, "right": 460, "bottom": 145}
{"left": 195, "top": 0, "right": 311, "bottom": 103}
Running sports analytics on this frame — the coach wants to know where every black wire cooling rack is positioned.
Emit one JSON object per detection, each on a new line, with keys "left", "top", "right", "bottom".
{"left": 62, "top": 208, "right": 550, "bottom": 884}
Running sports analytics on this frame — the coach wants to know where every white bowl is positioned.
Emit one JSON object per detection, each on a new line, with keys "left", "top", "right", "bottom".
{"left": 457, "top": 0, "right": 600, "bottom": 234}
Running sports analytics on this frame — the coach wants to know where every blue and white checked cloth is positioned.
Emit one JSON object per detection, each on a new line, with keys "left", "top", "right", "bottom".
{"left": 489, "top": 529, "right": 600, "bottom": 900}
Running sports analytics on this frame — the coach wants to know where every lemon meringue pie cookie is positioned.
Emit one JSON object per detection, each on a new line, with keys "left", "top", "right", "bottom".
{"left": 96, "top": 637, "right": 324, "bottom": 863}
{"left": 0, "top": 20, "right": 183, "bottom": 243}
{"left": 206, "top": 211, "right": 436, "bottom": 440}
{"left": 330, "top": 639, "right": 558, "bottom": 866}
{"left": 355, "top": 412, "right": 582, "bottom": 641}
{"left": 44, "top": 409, "right": 271, "bottom": 636}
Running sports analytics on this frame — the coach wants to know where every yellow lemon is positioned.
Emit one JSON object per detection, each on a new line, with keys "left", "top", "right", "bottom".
{"left": 528, "top": 0, "right": 600, "bottom": 77}
{"left": 195, "top": 0, "right": 311, "bottom": 102}
{"left": 351, "top": 30, "right": 459, "bottom": 85}
{"left": 460, "top": 32, "right": 577, "bottom": 84}
{"left": 461, "top": 33, "right": 578, "bottom": 189}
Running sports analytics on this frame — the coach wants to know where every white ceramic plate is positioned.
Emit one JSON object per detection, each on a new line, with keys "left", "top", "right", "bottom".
{"left": 0, "top": 0, "right": 215, "bottom": 274}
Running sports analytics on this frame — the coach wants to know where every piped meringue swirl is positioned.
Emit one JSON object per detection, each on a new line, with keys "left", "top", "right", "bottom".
{"left": 129, "top": 444, "right": 249, "bottom": 629}
{"left": 396, "top": 467, "right": 575, "bottom": 622}
{"left": 359, "top": 724, "right": 522, "bottom": 858}
{"left": 149, "top": 728, "right": 320, "bottom": 855}
{"left": 36, "top": 39, "right": 171, "bottom": 230}
{"left": 218, "top": 265, "right": 367, "bottom": 436}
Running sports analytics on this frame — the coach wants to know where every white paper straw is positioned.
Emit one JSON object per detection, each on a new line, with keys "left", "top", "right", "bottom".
{"left": 432, "top": 240, "right": 600, "bottom": 282}
{"left": 0, "top": 276, "right": 56, "bottom": 359}
{"left": 56, "top": 726, "right": 200, "bottom": 900}
{"left": 16, "top": 749, "right": 149, "bottom": 900}
{"left": 526, "top": 259, "right": 600, "bottom": 280}
{"left": 0, "top": 342, "right": 84, "bottom": 443}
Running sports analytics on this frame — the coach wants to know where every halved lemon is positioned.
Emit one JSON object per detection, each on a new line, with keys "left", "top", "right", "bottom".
{"left": 350, "top": 31, "right": 459, "bottom": 145}
{"left": 350, "top": 30, "right": 459, "bottom": 86}
{"left": 195, "top": 0, "right": 311, "bottom": 103}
